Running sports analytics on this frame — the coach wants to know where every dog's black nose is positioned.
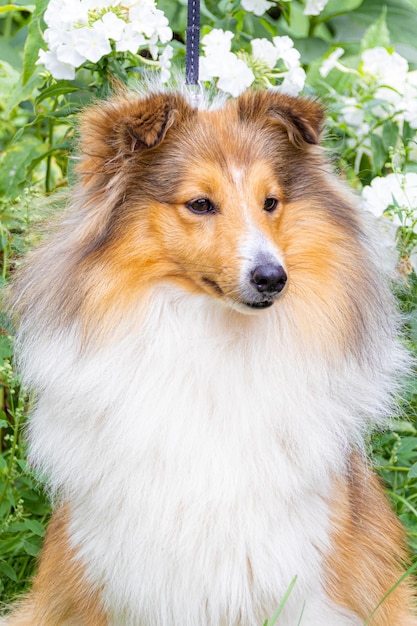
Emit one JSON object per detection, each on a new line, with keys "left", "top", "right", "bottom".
{"left": 251, "top": 264, "right": 287, "bottom": 294}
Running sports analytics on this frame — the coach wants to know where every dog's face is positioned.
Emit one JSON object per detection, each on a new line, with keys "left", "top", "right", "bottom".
{"left": 71, "top": 89, "right": 374, "bottom": 352}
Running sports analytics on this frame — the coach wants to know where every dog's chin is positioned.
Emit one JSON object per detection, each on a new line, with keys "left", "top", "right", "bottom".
{"left": 227, "top": 298, "right": 276, "bottom": 315}
{"left": 200, "top": 277, "right": 282, "bottom": 314}
{"left": 244, "top": 300, "right": 274, "bottom": 310}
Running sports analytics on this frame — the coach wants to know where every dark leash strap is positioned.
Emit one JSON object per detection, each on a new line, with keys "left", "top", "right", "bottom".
{"left": 185, "top": 0, "right": 200, "bottom": 86}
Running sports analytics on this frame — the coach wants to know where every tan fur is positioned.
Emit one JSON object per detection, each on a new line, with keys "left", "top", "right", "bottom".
{"left": 5, "top": 89, "right": 417, "bottom": 624}
{"left": 327, "top": 454, "right": 417, "bottom": 625}
{"left": 4, "top": 508, "right": 107, "bottom": 626}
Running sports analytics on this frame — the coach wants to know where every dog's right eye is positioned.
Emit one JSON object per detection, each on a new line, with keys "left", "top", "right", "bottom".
{"left": 186, "top": 199, "right": 216, "bottom": 215}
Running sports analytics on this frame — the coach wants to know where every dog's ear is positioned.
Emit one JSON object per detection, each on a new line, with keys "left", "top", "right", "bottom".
{"left": 77, "top": 92, "right": 192, "bottom": 177}
{"left": 237, "top": 91, "right": 325, "bottom": 149}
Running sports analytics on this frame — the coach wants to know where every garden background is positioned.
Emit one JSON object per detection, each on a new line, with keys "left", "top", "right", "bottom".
{"left": 1, "top": 0, "right": 417, "bottom": 611}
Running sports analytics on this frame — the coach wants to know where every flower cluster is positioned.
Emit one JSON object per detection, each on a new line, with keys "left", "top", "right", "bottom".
{"left": 362, "top": 172, "right": 417, "bottom": 227}
{"left": 361, "top": 47, "right": 417, "bottom": 129}
{"left": 199, "top": 29, "right": 305, "bottom": 97}
{"left": 362, "top": 172, "right": 417, "bottom": 270}
{"left": 241, "top": 0, "right": 329, "bottom": 16}
{"left": 323, "top": 47, "right": 417, "bottom": 136}
{"left": 37, "top": 0, "right": 173, "bottom": 80}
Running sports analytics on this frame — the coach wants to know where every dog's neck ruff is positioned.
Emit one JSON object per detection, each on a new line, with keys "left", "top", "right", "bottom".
{"left": 23, "top": 285, "right": 383, "bottom": 625}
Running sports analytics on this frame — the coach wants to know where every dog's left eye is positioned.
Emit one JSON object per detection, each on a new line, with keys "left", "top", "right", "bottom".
{"left": 186, "top": 199, "right": 216, "bottom": 214}
{"left": 264, "top": 197, "right": 279, "bottom": 213}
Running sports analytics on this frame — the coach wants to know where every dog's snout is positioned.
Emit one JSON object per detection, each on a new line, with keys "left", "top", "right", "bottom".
{"left": 251, "top": 263, "right": 287, "bottom": 294}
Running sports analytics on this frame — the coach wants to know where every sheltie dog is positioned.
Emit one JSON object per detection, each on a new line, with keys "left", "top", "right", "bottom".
{"left": 3, "top": 87, "right": 417, "bottom": 625}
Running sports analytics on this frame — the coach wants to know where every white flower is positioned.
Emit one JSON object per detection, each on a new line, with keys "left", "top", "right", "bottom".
{"left": 217, "top": 56, "right": 255, "bottom": 97}
{"left": 361, "top": 47, "right": 409, "bottom": 99}
{"left": 201, "top": 29, "right": 234, "bottom": 54}
{"left": 320, "top": 48, "right": 344, "bottom": 78}
{"left": 360, "top": 47, "right": 417, "bottom": 126}
{"left": 44, "top": 0, "right": 88, "bottom": 29}
{"left": 199, "top": 53, "right": 227, "bottom": 81}
{"left": 251, "top": 36, "right": 301, "bottom": 71}
{"left": 272, "top": 36, "right": 300, "bottom": 69}
{"left": 38, "top": 0, "right": 172, "bottom": 78}
{"left": 115, "top": 23, "right": 146, "bottom": 53}
{"left": 241, "top": 0, "right": 275, "bottom": 16}
{"left": 251, "top": 38, "right": 280, "bottom": 69}
{"left": 159, "top": 44, "right": 173, "bottom": 83}
{"left": 340, "top": 98, "right": 366, "bottom": 129}
{"left": 74, "top": 23, "right": 112, "bottom": 63}
{"left": 200, "top": 28, "right": 254, "bottom": 95}
{"left": 304, "top": 0, "right": 329, "bottom": 15}
{"left": 55, "top": 31, "right": 87, "bottom": 67}
{"left": 362, "top": 173, "right": 417, "bottom": 231}
{"left": 129, "top": 2, "right": 169, "bottom": 38}
{"left": 96, "top": 11, "right": 126, "bottom": 41}
{"left": 37, "top": 49, "right": 76, "bottom": 79}
{"left": 279, "top": 66, "right": 306, "bottom": 95}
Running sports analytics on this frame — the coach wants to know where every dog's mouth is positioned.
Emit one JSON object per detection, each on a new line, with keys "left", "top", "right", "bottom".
{"left": 244, "top": 300, "right": 274, "bottom": 309}
{"left": 201, "top": 277, "right": 224, "bottom": 297}
{"left": 201, "top": 277, "right": 275, "bottom": 310}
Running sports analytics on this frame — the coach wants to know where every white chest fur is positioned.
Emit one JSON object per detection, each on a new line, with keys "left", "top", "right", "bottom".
{"left": 25, "top": 287, "right": 371, "bottom": 625}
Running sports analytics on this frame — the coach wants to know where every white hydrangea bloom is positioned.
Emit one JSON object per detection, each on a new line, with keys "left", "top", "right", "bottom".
{"left": 320, "top": 47, "right": 344, "bottom": 78}
{"left": 200, "top": 29, "right": 254, "bottom": 96}
{"left": 360, "top": 47, "right": 417, "bottom": 128}
{"left": 217, "top": 57, "right": 255, "bottom": 97}
{"left": 55, "top": 32, "right": 87, "bottom": 67}
{"left": 115, "top": 24, "right": 146, "bottom": 53}
{"left": 272, "top": 36, "right": 300, "bottom": 70}
{"left": 97, "top": 12, "right": 126, "bottom": 40}
{"left": 75, "top": 24, "right": 112, "bottom": 63}
{"left": 241, "top": 0, "right": 275, "bottom": 16}
{"left": 250, "top": 35, "right": 305, "bottom": 96}
{"left": 44, "top": 0, "right": 88, "bottom": 29}
{"left": 37, "top": 0, "right": 172, "bottom": 79}
{"left": 202, "top": 29, "right": 234, "bottom": 54}
{"left": 304, "top": 0, "right": 329, "bottom": 16}
{"left": 403, "top": 71, "right": 417, "bottom": 129}
{"left": 251, "top": 38, "right": 280, "bottom": 69}
{"left": 362, "top": 47, "right": 409, "bottom": 104}
{"left": 362, "top": 173, "right": 417, "bottom": 231}
{"left": 159, "top": 44, "right": 173, "bottom": 83}
{"left": 37, "top": 49, "right": 76, "bottom": 79}
{"left": 340, "top": 97, "right": 368, "bottom": 132}
{"left": 280, "top": 66, "right": 306, "bottom": 96}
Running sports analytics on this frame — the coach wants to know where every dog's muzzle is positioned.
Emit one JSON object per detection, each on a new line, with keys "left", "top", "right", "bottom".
{"left": 243, "top": 262, "right": 287, "bottom": 309}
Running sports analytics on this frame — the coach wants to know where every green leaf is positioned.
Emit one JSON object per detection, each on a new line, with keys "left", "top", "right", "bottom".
{"left": 35, "top": 81, "right": 83, "bottom": 105}
{"left": 351, "top": 0, "right": 417, "bottom": 50}
{"left": 369, "top": 133, "right": 386, "bottom": 174}
{"left": 264, "top": 576, "right": 298, "bottom": 625}
{"left": 408, "top": 462, "right": 417, "bottom": 478}
{"left": 396, "top": 437, "right": 417, "bottom": 456}
{"left": 361, "top": 6, "right": 390, "bottom": 50}
{"left": 0, "top": 4, "right": 34, "bottom": 14}
{"left": 382, "top": 119, "right": 399, "bottom": 152}
{"left": 5, "top": 69, "right": 43, "bottom": 114}
{"left": 23, "top": 518, "right": 46, "bottom": 536}
{"left": 0, "top": 560, "right": 18, "bottom": 582}
{"left": 23, "top": 0, "right": 49, "bottom": 84}
{"left": 320, "top": 0, "right": 364, "bottom": 18}
{"left": 0, "top": 335, "right": 13, "bottom": 360}
{"left": 0, "top": 136, "right": 44, "bottom": 199}
{"left": 292, "top": 37, "right": 329, "bottom": 64}
{"left": 23, "top": 538, "right": 42, "bottom": 556}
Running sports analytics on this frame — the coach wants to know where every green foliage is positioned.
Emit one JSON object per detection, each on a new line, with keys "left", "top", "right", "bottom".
{"left": 0, "top": 357, "right": 50, "bottom": 601}
{"left": 1, "top": 0, "right": 417, "bottom": 615}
